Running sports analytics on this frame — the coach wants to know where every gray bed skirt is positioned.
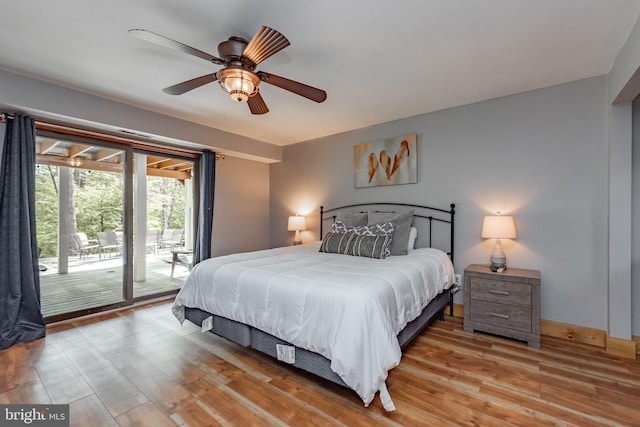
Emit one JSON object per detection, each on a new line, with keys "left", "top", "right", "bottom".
{"left": 183, "top": 288, "right": 453, "bottom": 389}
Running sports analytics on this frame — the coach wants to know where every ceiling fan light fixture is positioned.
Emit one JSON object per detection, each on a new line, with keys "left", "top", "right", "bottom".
{"left": 217, "top": 67, "right": 260, "bottom": 102}
{"left": 131, "top": 27, "right": 326, "bottom": 113}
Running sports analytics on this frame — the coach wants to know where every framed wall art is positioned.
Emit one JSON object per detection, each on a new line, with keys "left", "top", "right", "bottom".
{"left": 353, "top": 133, "right": 417, "bottom": 188}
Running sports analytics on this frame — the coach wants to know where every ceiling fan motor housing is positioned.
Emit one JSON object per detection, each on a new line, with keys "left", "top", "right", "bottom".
{"left": 218, "top": 37, "right": 250, "bottom": 65}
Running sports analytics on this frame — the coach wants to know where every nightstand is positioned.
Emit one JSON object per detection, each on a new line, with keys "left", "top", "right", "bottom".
{"left": 463, "top": 264, "right": 540, "bottom": 349}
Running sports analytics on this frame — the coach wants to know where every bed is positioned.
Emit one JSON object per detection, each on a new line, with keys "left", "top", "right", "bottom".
{"left": 172, "top": 202, "right": 457, "bottom": 411}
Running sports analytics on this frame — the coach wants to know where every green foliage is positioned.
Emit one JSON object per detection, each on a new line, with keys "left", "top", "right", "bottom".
{"left": 35, "top": 166, "right": 59, "bottom": 257}
{"left": 35, "top": 166, "right": 187, "bottom": 258}
{"left": 74, "top": 169, "right": 124, "bottom": 236}
{"left": 146, "top": 176, "right": 185, "bottom": 232}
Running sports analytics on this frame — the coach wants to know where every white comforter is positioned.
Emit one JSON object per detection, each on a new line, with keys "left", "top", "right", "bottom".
{"left": 172, "top": 242, "right": 454, "bottom": 409}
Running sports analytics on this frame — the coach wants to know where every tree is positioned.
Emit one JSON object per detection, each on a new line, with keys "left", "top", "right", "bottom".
{"left": 35, "top": 165, "right": 186, "bottom": 258}
{"left": 148, "top": 176, "right": 185, "bottom": 232}
{"left": 35, "top": 166, "right": 59, "bottom": 257}
{"left": 74, "top": 169, "right": 124, "bottom": 236}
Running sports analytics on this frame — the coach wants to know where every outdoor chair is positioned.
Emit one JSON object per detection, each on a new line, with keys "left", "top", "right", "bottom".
{"left": 73, "top": 232, "right": 100, "bottom": 260}
{"left": 159, "top": 229, "right": 184, "bottom": 251}
{"left": 159, "top": 229, "right": 174, "bottom": 251}
{"left": 146, "top": 229, "right": 159, "bottom": 255}
{"left": 114, "top": 230, "right": 124, "bottom": 245}
{"left": 96, "top": 231, "right": 122, "bottom": 259}
{"left": 171, "top": 229, "right": 184, "bottom": 249}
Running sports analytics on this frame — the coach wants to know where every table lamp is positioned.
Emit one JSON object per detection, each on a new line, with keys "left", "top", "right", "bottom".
{"left": 287, "top": 215, "right": 307, "bottom": 245}
{"left": 481, "top": 213, "right": 517, "bottom": 272}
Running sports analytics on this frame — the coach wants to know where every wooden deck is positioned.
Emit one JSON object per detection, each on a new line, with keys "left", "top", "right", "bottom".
{"left": 39, "top": 252, "right": 190, "bottom": 318}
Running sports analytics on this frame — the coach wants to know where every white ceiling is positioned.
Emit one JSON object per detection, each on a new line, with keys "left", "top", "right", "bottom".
{"left": 2, "top": 1, "right": 640, "bottom": 146}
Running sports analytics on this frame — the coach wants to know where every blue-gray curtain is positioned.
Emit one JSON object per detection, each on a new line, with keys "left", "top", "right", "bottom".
{"left": 193, "top": 150, "right": 216, "bottom": 265}
{"left": 0, "top": 113, "right": 46, "bottom": 349}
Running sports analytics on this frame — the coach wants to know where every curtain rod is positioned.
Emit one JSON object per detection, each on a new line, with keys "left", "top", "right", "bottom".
{"left": 1, "top": 112, "right": 225, "bottom": 160}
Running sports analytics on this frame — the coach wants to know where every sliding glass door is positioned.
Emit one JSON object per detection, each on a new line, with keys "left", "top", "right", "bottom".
{"left": 35, "top": 133, "right": 197, "bottom": 321}
{"left": 132, "top": 151, "right": 194, "bottom": 299}
{"left": 36, "top": 138, "right": 127, "bottom": 319}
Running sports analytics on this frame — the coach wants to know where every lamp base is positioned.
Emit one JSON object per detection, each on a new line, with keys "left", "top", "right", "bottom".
{"left": 292, "top": 229, "right": 302, "bottom": 246}
{"left": 489, "top": 239, "right": 507, "bottom": 272}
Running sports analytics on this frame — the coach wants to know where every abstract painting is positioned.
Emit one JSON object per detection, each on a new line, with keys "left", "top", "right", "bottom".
{"left": 353, "top": 134, "right": 417, "bottom": 188}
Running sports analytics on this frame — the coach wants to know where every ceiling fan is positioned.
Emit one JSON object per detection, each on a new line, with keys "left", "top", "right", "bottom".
{"left": 129, "top": 26, "right": 327, "bottom": 115}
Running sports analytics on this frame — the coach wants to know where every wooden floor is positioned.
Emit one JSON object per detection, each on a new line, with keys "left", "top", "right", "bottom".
{"left": 39, "top": 253, "right": 190, "bottom": 318}
{"left": 1, "top": 301, "right": 639, "bottom": 426}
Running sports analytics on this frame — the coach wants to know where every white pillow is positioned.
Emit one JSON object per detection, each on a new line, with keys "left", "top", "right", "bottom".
{"left": 407, "top": 227, "right": 418, "bottom": 251}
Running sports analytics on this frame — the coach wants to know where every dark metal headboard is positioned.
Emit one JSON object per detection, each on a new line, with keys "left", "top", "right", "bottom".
{"left": 320, "top": 202, "right": 456, "bottom": 265}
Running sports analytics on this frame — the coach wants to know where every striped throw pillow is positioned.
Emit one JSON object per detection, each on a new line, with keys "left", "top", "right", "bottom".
{"left": 348, "top": 234, "right": 393, "bottom": 259}
{"left": 319, "top": 231, "right": 356, "bottom": 255}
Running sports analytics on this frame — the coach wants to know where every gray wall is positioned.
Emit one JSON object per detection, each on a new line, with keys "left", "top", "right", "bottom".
{"left": 213, "top": 156, "right": 270, "bottom": 256}
{"left": 633, "top": 97, "right": 640, "bottom": 335}
{"left": 271, "top": 76, "right": 610, "bottom": 330}
{"left": 0, "top": 68, "right": 282, "bottom": 163}
{"left": 606, "top": 12, "right": 640, "bottom": 340}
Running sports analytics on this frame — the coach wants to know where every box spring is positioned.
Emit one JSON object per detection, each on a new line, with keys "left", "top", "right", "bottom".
{"left": 184, "top": 288, "right": 451, "bottom": 388}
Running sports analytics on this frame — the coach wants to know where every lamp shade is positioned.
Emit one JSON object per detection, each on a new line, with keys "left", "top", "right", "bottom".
{"left": 287, "top": 215, "right": 307, "bottom": 231}
{"left": 481, "top": 215, "right": 517, "bottom": 239}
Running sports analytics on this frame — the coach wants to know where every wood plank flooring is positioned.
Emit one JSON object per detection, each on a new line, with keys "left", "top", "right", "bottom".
{"left": 1, "top": 300, "right": 639, "bottom": 426}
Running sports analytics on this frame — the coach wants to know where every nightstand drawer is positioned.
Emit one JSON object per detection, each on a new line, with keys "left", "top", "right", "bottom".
{"left": 469, "top": 300, "right": 532, "bottom": 332}
{"left": 469, "top": 277, "right": 531, "bottom": 308}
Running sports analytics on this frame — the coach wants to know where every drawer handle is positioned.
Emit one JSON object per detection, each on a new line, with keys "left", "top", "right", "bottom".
{"left": 489, "top": 289, "right": 510, "bottom": 296}
{"left": 489, "top": 312, "right": 510, "bottom": 319}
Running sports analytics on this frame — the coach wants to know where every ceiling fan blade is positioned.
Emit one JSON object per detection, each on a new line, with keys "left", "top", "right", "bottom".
{"left": 247, "top": 92, "right": 269, "bottom": 115}
{"left": 162, "top": 74, "right": 218, "bottom": 95}
{"left": 257, "top": 72, "right": 327, "bottom": 103}
{"left": 129, "top": 29, "right": 224, "bottom": 65}
{"left": 241, "top": 26, "right": 290, "bottom": 66}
